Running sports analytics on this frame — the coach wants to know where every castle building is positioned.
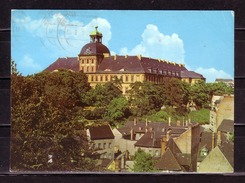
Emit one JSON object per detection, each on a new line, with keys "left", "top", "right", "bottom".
{"left": 45, "top": 27, "right": 205, "bottom": 94}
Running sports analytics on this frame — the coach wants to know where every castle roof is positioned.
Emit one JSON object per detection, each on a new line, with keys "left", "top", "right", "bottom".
{"left": 79, "top": 42, "right": 110, "bottom": 56}
{"left": 96, "top": 56, "right": 188, "bottom": 75}
{"left": 45, "top": 57, "right": 79, "bottom": 72}
{"left": 44, "top": 55, "right": 205, "bottom": 80}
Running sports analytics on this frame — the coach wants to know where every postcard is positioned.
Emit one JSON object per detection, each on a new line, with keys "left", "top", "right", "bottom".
{"left": 11, "top": 10, "right": 234, "bottom": 173}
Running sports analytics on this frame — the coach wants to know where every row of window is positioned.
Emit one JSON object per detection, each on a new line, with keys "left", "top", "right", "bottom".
{"left": 97, "top": 142, "right": 112, "bottom": 149}
{"left": 90, "top": 74, "right": 141, "bottom": 82}
{"left": 149, "top": 69, "right": 180, "bottom": 77}
{"left": 148, "top": 69, "right": 180, "bottom": 77}
{"left": 81, "top": 66, "right": 95, "bottom": 72}
{"left": 81, "top": 59, "right": 95, "bottom": 64}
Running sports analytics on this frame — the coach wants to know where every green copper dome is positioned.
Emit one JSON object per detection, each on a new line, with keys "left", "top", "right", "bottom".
{"left": 90, "top": 26, "right": 102, "bottom": 36}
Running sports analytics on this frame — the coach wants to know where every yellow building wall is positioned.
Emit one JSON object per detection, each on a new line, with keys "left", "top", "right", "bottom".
{"left": 216, "top": 96, "right": 234, "bottom": 129}
{"left": 198, "top": 146, "right": 233, "bottom": 173}
{"left": 174, "top": 127, "right": 192, "bottom": 154}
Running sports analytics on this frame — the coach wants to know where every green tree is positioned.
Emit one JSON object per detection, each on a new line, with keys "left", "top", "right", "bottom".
{"left": 207, "top": 82, "right": 234, "bottom": 98}
{"left": 11, "top": 69, "right": 98, "bottom": 171}
{"left": 133, "top": 149, "right": 156, "bottom": 172}
{"left": 190, "top": 80, "right": 210, "bottom": 109}
{"left": 127, "top": 81, "right": 165, "bottom": 117}
{"left": 104, "top": 96, "right": 131, "bottom": 126}
{"left": 164, "top": 78, "right": 191, "bottom": 109}
{"left": 85, "top": 81, "right": 123, "bottom": 120}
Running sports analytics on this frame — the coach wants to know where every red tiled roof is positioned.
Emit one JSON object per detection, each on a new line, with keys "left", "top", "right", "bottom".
{"left": 155, "top": 148, "right": 182, "bottom": 171}
{"left": 88, "top": 125, "right": 114, "bottom": 140}
{"left": 44, "top": 57, "right": 79, "bottom": 72}
{"left": 220, "top": 141, "right": 234, "bottom": 167}
{"left": 44, "top": 55, "right": 205, "bottom": 80}
{"left": 134, "top": 132, "right": 161, "bottom": 148}
{"left": 217, "top": 119, "right": 234, "bottom": 133}
{"left": 97, "top": 56, "right": 188, "bottom": 75}
{"left": 180, "top": 70, "right": 204, "bottom": 79}
{"left": 167, "top": 138, "right": 182, "bottom": 154}
{"left": 175, "top": 153, "right": 191, "bottom": 166}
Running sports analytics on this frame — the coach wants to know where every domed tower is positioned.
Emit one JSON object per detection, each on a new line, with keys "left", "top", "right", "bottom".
{"left": 78, "top": 26, "right": 110, "bottom": 73}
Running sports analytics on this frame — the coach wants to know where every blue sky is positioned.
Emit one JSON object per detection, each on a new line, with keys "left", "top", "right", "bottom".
{"left": 11, "top": 10, "right": 234, "bottom": 82}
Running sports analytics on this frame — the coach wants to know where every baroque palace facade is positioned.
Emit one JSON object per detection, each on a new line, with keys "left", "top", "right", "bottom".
{"left": 45, "top": 27, "right": 205, "bottom": 94}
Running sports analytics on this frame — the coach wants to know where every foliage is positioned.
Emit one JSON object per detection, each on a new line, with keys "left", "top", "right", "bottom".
{"left": 207, "top": 82, "right": 234, "bottom": 97}
{"left": 104, "top": 96, "right": 131, "bottom": 126}
{"left": 163, "top": 78, "right": 191, "bottom": 108}
{"left": 190, "top": 80, "right": 210, "bottom": 109}
{"left": 85, "top": 81, "right": 123, "bottom": 120}
{"left": 145, "top": 110, "right": 170, "bottom": 122}
{"left": 188, "top": 108, "right": 210, "bottom": 124}
{"left": 11, "top": 68, "right": 99, "bottom": 171}
{"left": 127, "top": 81, "right": 165, "bottom": 117}
{"left": 190, "top": 80, "right": 234, "bottom": 109}
{"left": 132, "top": 149, "right": 157, "bottom": 172}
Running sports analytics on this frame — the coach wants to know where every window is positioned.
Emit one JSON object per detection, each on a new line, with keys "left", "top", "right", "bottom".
{"left": 81, "top": 59, "right": 84, "bottom": 64}
{"left": 95, "top": 76, "right": 98, "bottom": 81}
{"left": 91, "top": 67, "right": 94, "bottom": 72}
{"left": 103, "top": 143, "right": 106, "bottom": 149}
{"left": 125, "top": 75, "right": 128, "bottom": 82}
{"left": 155, "top": 150, "right": 159, "bottom": 157}
{"left": 98, "top": 143, "right": 101, "bottom": 149}
{"left": 108, "top": 143, "right": 112, "bottom": 148}
{"left": 100, "top": 75, "right": 103, "bottom": 81}
{"left": 91, "top": 76, "right": 94, "bottom": 81}
{"left": 91, "top": 59, "right": 94, "bottom": 64}
{"left": 131, "top": 75, "right": 134, "bottom": 82}
{"left": 105, "top": 75, "right": 108, "bottom": 81}
{"left": 86, "top": 67, "right": 89, "bottom": 72}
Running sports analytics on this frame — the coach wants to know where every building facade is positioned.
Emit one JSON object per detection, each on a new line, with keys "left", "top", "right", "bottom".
{"left": 45, "top": 27, "right": 205, "bottom": 94}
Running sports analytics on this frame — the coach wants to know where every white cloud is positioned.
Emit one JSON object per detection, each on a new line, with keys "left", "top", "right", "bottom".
{"left": 13, "top": 13, "right": 112, "bottom": 55}
{"left": 195, "top": 67, "right": 233, "bottom": 83}
{"left": 19, "top": 55, "right": 42, "bottom": 75}
{"left": 119, "top": 24, "right": 185, "bottom": 63}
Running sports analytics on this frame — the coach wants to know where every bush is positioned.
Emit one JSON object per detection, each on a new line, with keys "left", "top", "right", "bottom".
{"left": 188, "top": 108, "right": 210, "bottom": 124}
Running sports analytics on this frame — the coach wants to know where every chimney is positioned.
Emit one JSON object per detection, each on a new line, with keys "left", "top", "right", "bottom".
{"left": 166, "top": 130, "right": 171, "bottom": 141}
{"left": 134, "top": 118, "right": 137, "bottom": 126}
{"left": 168, "top": 117, "right": 171, "bottom": 126}
{"left": 137, "top": 54, "right": 141, "bottom": 60}
{"left": 114, "top": 54, "right": 117, "bottom": 60}
{"left": 130, "top": 128, "right": 134, "bottom": 141}
{"left": 125, "top": 55, "right": 128, "bottom": 58}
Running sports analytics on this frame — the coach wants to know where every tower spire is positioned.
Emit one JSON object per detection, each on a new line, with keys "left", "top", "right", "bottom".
{"left": 90, "top": 26, "right": 102, "bottom": 43}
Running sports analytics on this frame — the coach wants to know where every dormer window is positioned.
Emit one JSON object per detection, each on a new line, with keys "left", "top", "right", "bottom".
{"left": 200, "top": 147, "right": 209, "bottom": 157}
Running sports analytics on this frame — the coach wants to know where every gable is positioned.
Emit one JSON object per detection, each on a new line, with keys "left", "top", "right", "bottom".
{"left": 198, "top": 146, "right": 233, "bottom": 173}
{"left": 174, "top": 128, "right": 192, "bottom": 154}
{"left": 155, "top": 148, "right": 182, "bottom": 171}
